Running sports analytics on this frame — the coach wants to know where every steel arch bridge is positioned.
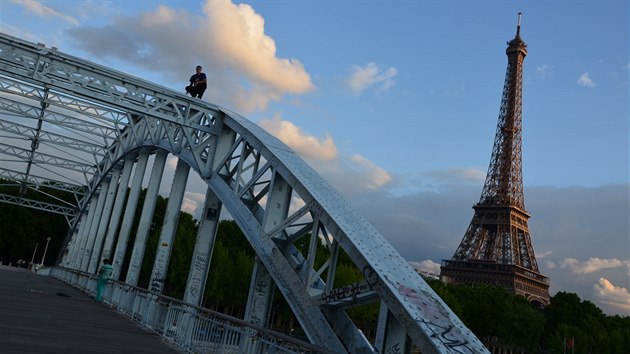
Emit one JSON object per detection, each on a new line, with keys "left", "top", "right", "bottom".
{"left": 0, "top": 32, "right": 488, "bottom": 354}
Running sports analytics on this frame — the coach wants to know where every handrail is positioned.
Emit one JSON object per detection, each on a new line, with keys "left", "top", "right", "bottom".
{"left": 51, "top": 266, "right": 336, "bottom": 354}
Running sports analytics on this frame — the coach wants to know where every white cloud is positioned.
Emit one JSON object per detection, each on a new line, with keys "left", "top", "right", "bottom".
{"left": 594, "top": 278, "right": 630, "bottom": 313}
{"left": 259, "top": 116, "right": 337, "bottom": 161}
{"left": 10, "top": 0, "right": 79, "bottom": 25}
{"left": 560, "top": 257, "right": 630, "bottom": 274}
{"left": 349, "top": 155, "right": 393, "bottom": 190}
{"left": 260, "top": 115, "right": 392, "bottom": 196}
{"left": 346, "top": 62, "right": 398, "bottom": 94}
{"left": 409, "top": 259, "right": 441, "bottom": 275}
{"left": 182, "top": 192, "right": 205, "bottom": 214}
{"left": 424, "top": 168, "right": 485, "bottom": 186}
{"left": 544, "top": 260, "right": 557, "bottom": 270}
{"left": 65, "top": 0, "right": 313, "bottom": 113}
{"left": 535, "top": 64, "right": 553, "bottom": 79}
{"left": 166, "top": 154, "right": 178, "bottom": 170}
{"left": 204, "top": 0, "right": 314, "bottom": 95}
{"left": 577, "top": 72, "right": 596, "bottom": 87}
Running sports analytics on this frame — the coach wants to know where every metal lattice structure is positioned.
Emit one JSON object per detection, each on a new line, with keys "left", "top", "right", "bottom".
{"left": 440, "top": 15, "right": 550, "bottom": 306}
{"left": 0, "top": 31, "right": 490, "bottom": 353}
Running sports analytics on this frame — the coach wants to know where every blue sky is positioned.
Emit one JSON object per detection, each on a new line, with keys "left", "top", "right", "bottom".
{"left": 1, "top": 0, "right": 628, "bottom": 316}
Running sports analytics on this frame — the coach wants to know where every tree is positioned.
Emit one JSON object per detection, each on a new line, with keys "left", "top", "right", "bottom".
{"left": 0, "top": 179, "right": 68, "bottom": 266}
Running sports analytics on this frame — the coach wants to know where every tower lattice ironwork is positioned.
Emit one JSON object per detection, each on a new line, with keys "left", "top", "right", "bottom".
{"left": 440, "top": 14, "right": 550, "bottom": 306}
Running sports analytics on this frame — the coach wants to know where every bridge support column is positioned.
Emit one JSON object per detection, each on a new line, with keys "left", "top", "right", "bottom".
{"left": 240, "top": 259, "right": 274, "bottom": 354}
{"left": 61, "top": 229, "right": 77, "bottom": 267}
{"left": 88, "top": 166, "right": 121, "bottom": 273}
{"left": 80, "top": 183, "right": 109, "bottom": 271}
{"left": 375, "top": 303, "right": 411, "bottom": 354}
{"left": 149, "top": 158, "right": 190, "bottom": 294}
{"left": 63, "top": 209, "right": 87, "bottom": 267}
{"left": 244, "top": 259, "right": 275, "bottom": 325}
{"left": 100, "top": 156, "right": 134, "bottom": 263}
{"left": 242, "top": 174, "right": 290, "bottom": 333}
{"left": 112, "top": 149, "right": 149, "bottom": 281}
{"left": 183, "top": 187, "right": 221, "bottom": 306}
{"left": 126, "top": 150, "right": 167, "bottom": 286}
{"left": 72, "top": 194, "right": 98, "bottom": 269}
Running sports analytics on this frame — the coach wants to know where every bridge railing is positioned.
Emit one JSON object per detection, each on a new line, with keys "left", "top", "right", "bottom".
{"left": 51, "top": 267, "right": 334, "bottom": 354}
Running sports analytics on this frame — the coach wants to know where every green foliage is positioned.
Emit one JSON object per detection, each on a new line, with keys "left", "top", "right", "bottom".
{"left": 163, "top": 211, "right": 198, "bottom": 298}
{"left": 202, "top": 220, "right": 254, "bottom": 309}
{"left": 428, "top": 279, "right": 463, "bottom": 317}
{"left": 424, "top": 281, "right": 630, "bottom": 353}
{"left": 542, "top": 291, "right": 630, "bottom": 354}
{"left": 137, "top": 194, "right": 167, "bottom": 288}
{"left": 0, "top": 180, "right": 68, "bottom": 266}
{"left": 447, "top": 283, "right": 545, "bottom": 350}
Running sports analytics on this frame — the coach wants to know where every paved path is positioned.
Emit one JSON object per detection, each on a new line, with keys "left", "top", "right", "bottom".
{"left": 0, "top": 266, "right": 180, "bottom": 354}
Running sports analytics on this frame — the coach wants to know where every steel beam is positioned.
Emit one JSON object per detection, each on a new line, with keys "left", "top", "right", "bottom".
{"left": 73, "top": 193, "right": 98, "bottom": 270}
{"left": 183, "top": 187, "right": 221, "bottom": 306}
{"left": 87, "top": 166, "right": 120, "bottom": 273}
{"left": 111, "top": 149, "right": 149, "bottom": 280}
{"left": 100, "top": 156, "right": 134, "bottom": 261}
{"left": 80, "top": 179, "right": 108, "bottom": 272}
{"left": 149, "top": 157, "right": 189, "bottom": 294}
{"left": 126, "top": 150, "right": 167, "bottom": 286}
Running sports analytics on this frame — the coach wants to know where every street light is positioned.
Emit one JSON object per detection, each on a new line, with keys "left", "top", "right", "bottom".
{"left": 40, "top": 237, "right": 51, "bottom": 266}
{"left": 30, "top": 243, "right": 39, "bottom": 265}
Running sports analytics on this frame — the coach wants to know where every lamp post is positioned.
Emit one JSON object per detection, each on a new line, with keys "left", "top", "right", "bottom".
{"left": 40, "top": 237, "right": 51, "bottom": 266}
{"left": 30, "top": 243, "right": 39, "bottom": 265}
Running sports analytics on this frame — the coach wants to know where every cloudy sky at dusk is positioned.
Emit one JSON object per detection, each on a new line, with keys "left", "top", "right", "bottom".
{"left": 1, "top": 0, "right": 627, "bottom": 316}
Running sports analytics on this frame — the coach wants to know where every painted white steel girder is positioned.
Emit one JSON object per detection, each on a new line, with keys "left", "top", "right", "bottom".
{"left": 0, "top": 31, "right": 489, "bottom": 353}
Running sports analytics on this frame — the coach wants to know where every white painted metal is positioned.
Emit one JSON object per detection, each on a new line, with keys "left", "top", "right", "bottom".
{"left": 51, "top": 267, "right": 337, "bottom": 354}
{"left": 126, "top": 150, "right": 167, "bottom": 286}
{"left": 242, "top": 171, "right": 290, "bottom": 331}
{"left": 80, "top": 179, "right": 108, "bottom": 271}
{"left": 183, "top": 187, "right": 221, "bottom": 306}
{"left": 100, "top": 156, "right": 134, "bottom": 261}
{"left": 61, "top": 226, "right": 79, "bottom": 267}
{"left": 111, "top": 149, "right": 149, "bottom": 280}
{"left": 65, "top": 208, "right": 89, "bottom": 267}
{"left": 75, "top": 203, "right": 97, "bottom": 269}
{"left": 77, "top": 189, "right": 109, "bottom": 271}
{"left": 87, "top": 165, "right": 120, "bottom": 273}
{"left": 375, "top": 304, "right": 411, "bottom": 354}
{"left": 149, "top": 158, "right": 190, "bottom": 294}
{"left": 244, "top": 260, "right": 275, "bottom": 327}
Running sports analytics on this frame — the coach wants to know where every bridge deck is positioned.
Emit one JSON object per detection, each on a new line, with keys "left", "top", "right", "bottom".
{"left": 0, "top": 266, "right": 180, "bottom": 354}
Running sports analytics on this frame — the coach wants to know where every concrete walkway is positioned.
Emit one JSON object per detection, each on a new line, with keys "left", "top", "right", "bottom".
{"left": 0, "top": 266, "right": 180, "bottom": 354}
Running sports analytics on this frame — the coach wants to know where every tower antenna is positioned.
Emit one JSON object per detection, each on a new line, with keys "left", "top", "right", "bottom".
{"left": 517, "top": 12, "right": 522, "bottom": 36}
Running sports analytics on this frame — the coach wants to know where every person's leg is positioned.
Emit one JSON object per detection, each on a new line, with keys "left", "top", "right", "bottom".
{"left": 189, "top": 86, "right": 199, "bottom": 97}
{"left": 197, "top": 85, "right": 207, "bottom": 99}
{"left": 95, "top": 279, "right": 104, "bottom": 302}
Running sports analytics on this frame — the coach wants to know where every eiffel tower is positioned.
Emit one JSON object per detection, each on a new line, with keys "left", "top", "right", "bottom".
{"left": 440, "top": 14, "right": 550, "bottom": 306}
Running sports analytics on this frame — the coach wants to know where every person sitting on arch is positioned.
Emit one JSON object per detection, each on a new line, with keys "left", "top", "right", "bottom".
{"left": 185, "top": 65, "right": 207, "bottom": 99}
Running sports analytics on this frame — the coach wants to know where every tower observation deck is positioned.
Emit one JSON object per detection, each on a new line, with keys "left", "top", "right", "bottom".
{"left": 440, "top": 14, "right": 550, "bottom": 307}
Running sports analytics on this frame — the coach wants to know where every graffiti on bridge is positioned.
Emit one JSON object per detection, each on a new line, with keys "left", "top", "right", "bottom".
{"left": 320, "top": 265, "right": 379, "bottom": 304}
{"left": 398, "top": 284, "right": 475, "bottom": 353}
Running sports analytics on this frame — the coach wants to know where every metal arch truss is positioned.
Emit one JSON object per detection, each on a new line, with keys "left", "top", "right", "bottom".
{"left": 0, "top": 32, "right": 488, "bottom": 353}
